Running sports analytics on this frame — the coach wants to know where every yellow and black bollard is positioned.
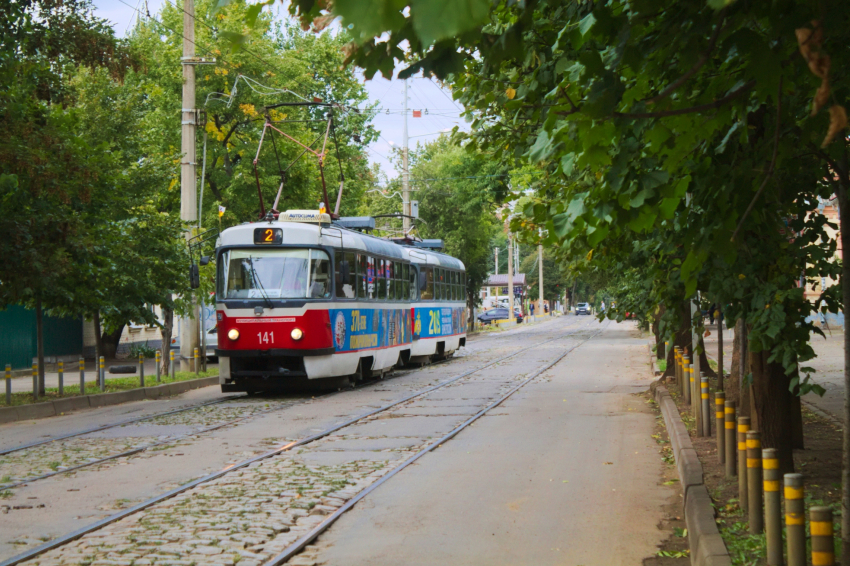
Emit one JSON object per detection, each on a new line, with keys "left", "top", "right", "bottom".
{"left": 139, "top": 353, "right": 145, "bottom": 387}
{"left": 810, "top": 506, "right": 835, "bottom": 566}
{"left": 785, "top": 473, "right": 805, "bottom": 566}
{"left": 155, "top": 350, "right": 161, "bottom": 383}
{"left": 79, "top": 357, "right": 85, "bottom": 393}
{"left": 724, "top": 400, "right": 736, "bottom": 477}
{"left": 169, "top": 349, "right": 175, "bottom": 380}
{"left": 762, "top": 448, "right": 782, "bottom": 565}
{"left": 5, "top": 364, "right": 10, "bottom": 405}
{"left": 738, "top": 416, "right": 750, "bottom": 512}
{"left": 194, "top": 347, "right": 199, "bottom": 376}
{"left": 58, "top": 360, "right": 64, "bottom": 396}
{"left": 746, "top": 430, "right": 763, "bottom": 533}
{"left": 715, "top": 391, "right": 725, "bottom": 464}
{"left": 683, "top": 354, "right": 691, "bottom": 405}
{"left": 700, "top": 375, "right": 711, "bottom": 437}
{"left": 99, "top": 356, "right": 105, "bottom": 391}
{"left": 675, "top": 347, "right": 682, "bottom": 394}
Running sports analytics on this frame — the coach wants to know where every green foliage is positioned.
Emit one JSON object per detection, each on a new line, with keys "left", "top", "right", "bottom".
{"left": 128, "top": 342, "right": 158, "bottom": 359}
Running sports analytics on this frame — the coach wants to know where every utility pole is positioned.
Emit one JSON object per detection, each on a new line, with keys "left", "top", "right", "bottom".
{"left": 180, "top": 0, "right": 199, "bottom": 372}
{"left": 538, "top": 242, "right": 544, "bottom": 316}
{"left": 494, "top": 247, "right": 498, "bottom": 275}
{"left": 402, "top": 79, "right": 410, "bottom": 234}
{"left": 507, "top": 233, "right": 515, "bottom": 322}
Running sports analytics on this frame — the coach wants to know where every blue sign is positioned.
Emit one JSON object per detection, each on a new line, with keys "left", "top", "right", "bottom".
{"left": 329, "top": 308, "right": 412, "bottom": 353}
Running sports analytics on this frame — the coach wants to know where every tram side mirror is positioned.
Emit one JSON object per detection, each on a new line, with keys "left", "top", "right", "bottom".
{"left": 340, "top": 260, "right": 350, "bottom": 280}
{"left": 189, "top": 264, "right": 200, "bottom": 289}
{"left": 199, "top": 255, "right": 211, "bottom": 266}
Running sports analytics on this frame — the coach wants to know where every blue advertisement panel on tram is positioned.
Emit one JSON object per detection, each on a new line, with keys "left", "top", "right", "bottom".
{"left": 415, "top": 306, "right": 466, "bottom": 339}
{"left": 329, "top": 308, "right": 412, "bottom": 352}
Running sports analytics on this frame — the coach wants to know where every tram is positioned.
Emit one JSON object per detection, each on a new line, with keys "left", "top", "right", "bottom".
{"left": 214, "top": 210, "right": 467, "bottom": 392}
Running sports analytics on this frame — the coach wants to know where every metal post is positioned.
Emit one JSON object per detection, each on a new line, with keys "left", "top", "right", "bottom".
{"left": 717, "top": 307, "right": 724, "bottom": 390}
{"left": 811, "top": 506, "right": 835, "bottom": 566}
{"left": 701, "top": 374, "right": 711, "bottom": 437}
{"left": 725, "top": 401, "right": 737, "bottom": 477}
{"left": 746, "top": 430, "right": 763, "bottom": 533}
{"left": 58, "top": 361, "right": 64, "bottom": 396}
{"left": 156, "top": 350, "right": 161, "bottom": 383}
{"left": 139, "top": 353, "right": 145, "bottom": 387}
{"left": 763, "top": 448, "right": 782, "bottom": 565}
{"left": 507, "top": 232, "right": 514, "bottom": 323}
{"left": 170, "top": 349, "right": 175, "bottom": 380}
{"left": 715, "top": 391, "right": 726, "bottom": 464}
{"left": 402, "top": 78, "right": 410, "bottom": 234}
{"left": 32, "top": 362, "right": 38, "bottom": 400}
{"left": 785, "top": 473, "right": 806, "bottom": 566}
{"left": 99, "top": 356, "right": 105, "bottom": 391}
{"left": 194, "top": 348, "right": 199, "bottom": 376}
{"left": 738, "top": 416, "right": 750, "bottom": 510}
{"left": 683, "top": 355, "right": 691, "bottom": 404}
{"left": 5, "top": 364, "right": 10, "bottom": 405}
{"left": 79, "top": 357, "right": 85, "bottom": 394}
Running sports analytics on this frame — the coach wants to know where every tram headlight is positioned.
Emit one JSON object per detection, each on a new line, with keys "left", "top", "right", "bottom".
{"left": 227, "top": 329, "right": 240, "bottom": 341}
{"left": 290, "top": 328, "right": 303, "bottom": 341}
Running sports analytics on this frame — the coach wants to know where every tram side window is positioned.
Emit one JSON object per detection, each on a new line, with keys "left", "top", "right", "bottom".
{"left": 422, "top": 267, "right": 434, "bottom": 300}
{"left": 409, "top": 266, "right": 418, "bottom": 301}
{"left": 334, "top": 251, "right": 356, "bottom": 299}
{"left": 452, "top": 271, "right": 458, "bottom": 301}
{"left": 376, "top": 259, "right": 387, "bottom": 301}
{"left": 386, "top": 260, "right": 395, "bottom": 301}
{"left": 401, "top": 264, "right": 409, "bottom": 300}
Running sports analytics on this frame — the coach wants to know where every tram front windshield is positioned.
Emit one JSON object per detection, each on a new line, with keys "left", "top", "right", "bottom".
{"left": 221, "top": 249, "right": 331, "bottom": 300}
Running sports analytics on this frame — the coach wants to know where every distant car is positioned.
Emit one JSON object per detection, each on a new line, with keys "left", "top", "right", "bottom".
{"left": 478, "top": 308, "right": 524, "bottom": 325}
{"left": 576, "top": 303, "right": 591, "bottom": 315}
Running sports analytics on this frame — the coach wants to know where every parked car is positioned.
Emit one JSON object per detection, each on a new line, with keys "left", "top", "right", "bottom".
{"left": 477, "top": 308, "right": 524, "bottom": 325}
{"left": 170, "top": 325, "right": 218, "bottom": 360}
{"left": 576, "top": 303, "right": 591, "bottom": 315}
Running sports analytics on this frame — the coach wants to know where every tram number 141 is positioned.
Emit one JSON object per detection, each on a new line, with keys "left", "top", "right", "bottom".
{"left": 258, "top": 331, "right": 275, "bottom": 344}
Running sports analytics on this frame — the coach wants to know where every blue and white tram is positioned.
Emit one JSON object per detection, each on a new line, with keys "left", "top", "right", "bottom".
{"left": 215, "top": 210, "right": 467, "bottom": 392}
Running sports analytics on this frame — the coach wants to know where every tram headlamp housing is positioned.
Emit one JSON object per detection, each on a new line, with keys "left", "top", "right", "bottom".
{"left": 291, "top": 328, "right": 303, "bottom": 341}
{"left": 227, "top": 329, "right": 240, "bottom": 341}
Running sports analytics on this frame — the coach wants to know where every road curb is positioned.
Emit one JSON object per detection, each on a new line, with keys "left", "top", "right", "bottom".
{"left": 0, "top": 376, "right": 220, "bottom": 425}
{"left": 654, "top": 383, "right": 731, "bottom": 566}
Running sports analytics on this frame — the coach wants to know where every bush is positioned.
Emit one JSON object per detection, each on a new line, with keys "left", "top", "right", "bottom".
{"left": 128, "top": 341, "right": 157, "bottom": 359}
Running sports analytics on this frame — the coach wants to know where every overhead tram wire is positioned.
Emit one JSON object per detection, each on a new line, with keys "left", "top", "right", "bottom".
{"left": 114, "top": 0, "right": 314, "bottom": 102}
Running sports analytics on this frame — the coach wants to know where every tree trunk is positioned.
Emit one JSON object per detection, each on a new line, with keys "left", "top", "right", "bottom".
{"left": 662, "top": 309, "right": 691, "bottom": 382}
{"left": 160, "top": 306, "right": 173, "bottom": 377}
{"left": 791, "top": 388, "right": 804, "bottom": 450}
{"left": 696, "top": 334, "right": 717, "bottom": 378}
{"left": 101, "top": 325, "right": 124, "bottom": 359}
{"left": 750, "top": 348, "right": 795, "bottom": 474}
{"left": 92, "top": 310, "right": 103, "bottom": 364}
{"left": 35, "top": 296, "right": 45, "bottom": 395}
{"left": 653, "top": 306, "right": 665, "bottom": 360}
{"left": 835, "top": 175, "right": 850, "bottom": 565}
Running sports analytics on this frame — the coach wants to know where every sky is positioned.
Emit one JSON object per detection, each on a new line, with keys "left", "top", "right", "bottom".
{"left": 90, "top": 0, "right": 468, "bottom": 183}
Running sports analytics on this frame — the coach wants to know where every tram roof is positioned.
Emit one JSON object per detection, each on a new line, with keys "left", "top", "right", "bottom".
{"left": 217, "top": 219, "right": 465, "bottom": 271}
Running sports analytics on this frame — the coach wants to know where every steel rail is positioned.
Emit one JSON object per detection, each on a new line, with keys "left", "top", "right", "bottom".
{"left": 266, "top": 321, "right": 608, "bottom": 565}
{"left": 0, "top": 319, "right": 587, "bottom": 566}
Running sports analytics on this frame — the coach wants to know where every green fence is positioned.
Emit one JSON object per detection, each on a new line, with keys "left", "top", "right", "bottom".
{"left": 0, "top": 306, "right": 83, "bottom": 369}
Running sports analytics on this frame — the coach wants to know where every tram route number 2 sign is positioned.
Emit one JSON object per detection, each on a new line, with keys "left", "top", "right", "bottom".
{"left": 254, "top": 227, "right": 283, "bottom": 244}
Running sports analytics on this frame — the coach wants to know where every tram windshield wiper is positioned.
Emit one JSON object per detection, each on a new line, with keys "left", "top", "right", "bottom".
{"left": 247, "top": 255, "right": 275, "bottom": 311}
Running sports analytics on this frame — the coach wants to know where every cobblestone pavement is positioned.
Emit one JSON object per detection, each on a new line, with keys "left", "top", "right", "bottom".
{"left": 1, "top": 398, "right": 306, "bottom": 490}
{"left": 12, "top": 317, "right": 592, "bottom": 566}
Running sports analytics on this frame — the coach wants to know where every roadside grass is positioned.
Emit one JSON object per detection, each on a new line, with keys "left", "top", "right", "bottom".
{"left": 657, "top": 359, "right": 667, "bottom": 372}
{"left": 2, "top": 369, "right": 219, "bottom": 408}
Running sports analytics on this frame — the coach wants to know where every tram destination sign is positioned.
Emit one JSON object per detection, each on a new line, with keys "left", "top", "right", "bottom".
{"left": 254, "top": 227, "right": 283, "bottom": 244}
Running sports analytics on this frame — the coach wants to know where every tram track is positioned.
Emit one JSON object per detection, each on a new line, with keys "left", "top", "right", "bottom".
{"left": 1, "top": 316, "right": 591, "bottom": 566}
{"left": 0, "top": 317, "right": 564, "bottom": 493}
